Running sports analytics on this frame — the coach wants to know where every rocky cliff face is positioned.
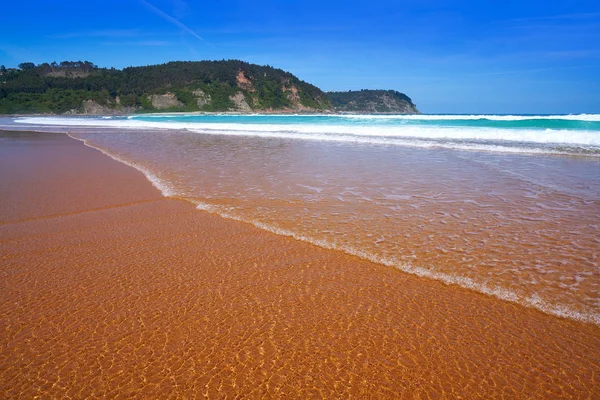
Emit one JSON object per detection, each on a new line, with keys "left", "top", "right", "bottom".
{"left": 149, "top": 93, "right": 184, "bottom": 110}
{"left": 229, "top": 92, "right": 252, "bottom": 112}
{"left": 193, "top": 89, "right": 211, "bottom": 108}
{"left": 72, "top": 88, "right": 419, "bottom": 115}
{"left": 231, "top": 70, "right": 328, "bottom": 112}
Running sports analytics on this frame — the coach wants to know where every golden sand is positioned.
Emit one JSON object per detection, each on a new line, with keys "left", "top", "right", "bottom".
{"left": 1, "top": 131, "right": 599, "bottom": 398}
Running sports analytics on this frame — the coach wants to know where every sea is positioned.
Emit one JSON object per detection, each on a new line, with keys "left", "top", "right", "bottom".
{"left": 3, "top": 114, "right": 599, "bottom": 325}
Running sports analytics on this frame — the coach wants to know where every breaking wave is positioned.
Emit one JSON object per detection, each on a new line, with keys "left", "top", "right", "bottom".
{"left": 13, "top": 115, "right": 600, "bottom": 156}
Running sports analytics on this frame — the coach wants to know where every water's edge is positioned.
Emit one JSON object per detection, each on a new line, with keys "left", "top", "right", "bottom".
{"left": 65, "top": 132, "right": 600, "bottom": 326}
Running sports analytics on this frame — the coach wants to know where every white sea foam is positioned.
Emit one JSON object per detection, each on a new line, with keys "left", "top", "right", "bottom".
{"left": 14, "top": 117, "right": 600, "bottom": 151}
{"left": 130, "top": 113, "right": 600, "bottom": 121}
{"left": 339, "top": 113, "right": 600, "bottom": 121}
{"left": 66, "top": 133, "right": 177, "bottom": 197}
{"left": 60, "top": 130, "right": 600, "bottom": 326}
{"left": 193, "top": 201, "right": 600, "bottom": 326}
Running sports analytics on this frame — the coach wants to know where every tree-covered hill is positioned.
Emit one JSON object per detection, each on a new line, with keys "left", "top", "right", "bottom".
{"left": 0, "top": 61, "right": 419, "bottom": 115}
{"left": 0, "top": 60, "right": 331, "bottom": 114}
{"left": 328, "top": 89, "right": 418, "bottom": 113}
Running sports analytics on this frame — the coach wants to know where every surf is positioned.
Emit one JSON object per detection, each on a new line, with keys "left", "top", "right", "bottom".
{"left": 13, "top": 115, "right": 600, "bottom": 156}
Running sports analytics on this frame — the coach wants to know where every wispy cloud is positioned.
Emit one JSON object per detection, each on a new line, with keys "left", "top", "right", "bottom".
{"left": 209, "top": 41, "right": 256, "bottom": 48}
{"left": 468, "top": 64, "right": 598, "bottom": 77}
{"left": 504, "top": 12, "right": 600, "bottom": 23}
{"left": 542, "top": 50, "right": 600, "bottom": 59}
{"left": 202, "top": 24, "right": 350, "bottom": 35}
{"left": 101, "top": 40, "right": 172, "bottom": 46}
{"left": 171, "top": 0, "right": 190, "bottom": 19}
{"left": 139, "top": 0, "right": 213, "bottom": 47}
{"left": 0, "top": 44, "right": 43, "bottom": 63}
{"left": 50, "top": 29, "right": 141, "bottom": 39}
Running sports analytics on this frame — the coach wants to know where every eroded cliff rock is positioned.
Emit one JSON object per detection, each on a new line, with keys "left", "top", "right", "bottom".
{"left": 149, "top": 93, "right": 183, "bottom": 110}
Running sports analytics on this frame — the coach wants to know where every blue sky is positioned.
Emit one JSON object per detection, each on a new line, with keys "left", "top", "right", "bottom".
{"left": 1, "top": 0, "right": 599, "bottom": 113}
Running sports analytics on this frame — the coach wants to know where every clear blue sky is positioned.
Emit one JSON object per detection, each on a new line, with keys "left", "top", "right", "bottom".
{"left": 1, "top": 0, "right": 599, "bottom": 113}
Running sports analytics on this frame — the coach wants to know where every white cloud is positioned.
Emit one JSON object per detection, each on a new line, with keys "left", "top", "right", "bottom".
{"left": 50, "top": 29, "right": 142, "bottom": 39}
{"left": 139, "top": 0, "right": 213, "bottom": 47}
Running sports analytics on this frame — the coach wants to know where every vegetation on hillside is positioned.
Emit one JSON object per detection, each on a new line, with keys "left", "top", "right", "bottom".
{"left": 0, "top": 61, "right": 418, "bottom": 115}
{"left": 328, "top": 89, "right": 417, "bottom": 113}
{"left": 0, "top": 60, "right": 331, "bottom": 114}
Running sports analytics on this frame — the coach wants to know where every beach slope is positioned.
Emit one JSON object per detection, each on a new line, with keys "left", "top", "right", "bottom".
{"left": 0, "top": 131, "right": 598, "bottom": 398}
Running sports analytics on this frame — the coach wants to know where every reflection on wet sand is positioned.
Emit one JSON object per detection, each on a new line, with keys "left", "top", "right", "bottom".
{"left": 71, "top": 130, "right": 600, "bottom": 323}
{"left": 1, "top": 132, "right": 599, "bottom": 398}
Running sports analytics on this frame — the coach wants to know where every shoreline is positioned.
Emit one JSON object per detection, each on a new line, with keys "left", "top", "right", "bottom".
{"left": 3, "top": 110, "right": 423, "bottom": 118}
{"left": 1, "top": 130, "right": 599, "bottom": 398}
{"left": 4, "top": 111, "right": 597, "bottom": 118}
{"left": 68, "top": 132, "right": 600, "bottom": 325}
{"left": 6, "top": 124, "right": 600, "bottom": 322}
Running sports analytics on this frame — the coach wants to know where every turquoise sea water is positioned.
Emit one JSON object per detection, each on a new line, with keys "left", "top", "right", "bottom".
{"left": 3, "top": 114, "right": 600, "bottom": 325}
{"left": 9, "top": 114, "right": 600, "bottom": 156}
{"left": 132, "top": 113, "right": 600, "bottom": 131}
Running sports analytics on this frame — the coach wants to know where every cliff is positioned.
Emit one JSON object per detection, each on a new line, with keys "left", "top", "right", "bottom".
{"left": 328, "top": 90, "right": 419, "bottom": 114}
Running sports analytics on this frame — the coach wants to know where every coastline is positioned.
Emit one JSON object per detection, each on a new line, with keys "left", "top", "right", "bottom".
{"left": 3, "top": 109, "right": 424, "bottom": 118}
{"left": 1, "top": 130, "right": 599, "bottom": 398}
{"left": 4, "top": 117, "right": 600, "bottom": 321}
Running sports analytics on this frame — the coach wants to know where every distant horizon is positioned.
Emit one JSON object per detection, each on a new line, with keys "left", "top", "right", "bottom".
{"left": 1, "top": 0, "right": 599, "bottom": 114}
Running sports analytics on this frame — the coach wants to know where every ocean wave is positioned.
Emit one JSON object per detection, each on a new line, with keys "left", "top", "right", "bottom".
{"left": 127, "top": 113, "right": 600, "bottom": 121}
{"left": 192, "top": 202, "right": 600, "bottom": 326}
{"left": 339, "top": 113, "right": 600, "bottom": 121}
{"left": 66, "top": 133, "right": 177, "bottom": 197}
{"left": 126, "top": 114, "right": 600, "bottom": 133}
{"left": 64, "top": 128, "right": 600, "bottom": 326}
{"left": 14, "top": 117, "right": 600, "bottom": 154}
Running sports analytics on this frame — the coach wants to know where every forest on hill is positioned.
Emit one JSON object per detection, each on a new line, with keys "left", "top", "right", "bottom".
{"left": 0, "top": 61, "right": 418, "bottom": 114}
{"left": 0, "top": 60, "right": 331, "bottom": 114}
{"left": 328, "top": 90, "right": 418, "bottom": 113}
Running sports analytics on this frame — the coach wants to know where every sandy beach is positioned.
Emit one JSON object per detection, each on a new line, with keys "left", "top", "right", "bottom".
{"left": 1, "top": 130, "right": 599, "bottom": 398}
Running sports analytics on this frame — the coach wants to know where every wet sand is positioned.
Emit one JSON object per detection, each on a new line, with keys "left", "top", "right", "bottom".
{"left": 1, "top": 131, "right": 599, "bottom": 398}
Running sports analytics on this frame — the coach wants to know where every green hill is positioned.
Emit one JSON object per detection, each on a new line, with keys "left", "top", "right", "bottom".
{"left": 328, "top": 89, "right": 419, "bottom": 114}
{"left": 0, "top": 60, "right": 331, "bottom": 114}
{"left": 0, "top": 61, "right": 419, "bottom": 115}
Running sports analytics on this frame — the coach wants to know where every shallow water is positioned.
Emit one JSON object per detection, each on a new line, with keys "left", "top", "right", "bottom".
{"left": 5, "top": 115, "right": 600, "bottom": 324}
{"left": 3, "top": 128, "right": 600, "bottom": 400}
